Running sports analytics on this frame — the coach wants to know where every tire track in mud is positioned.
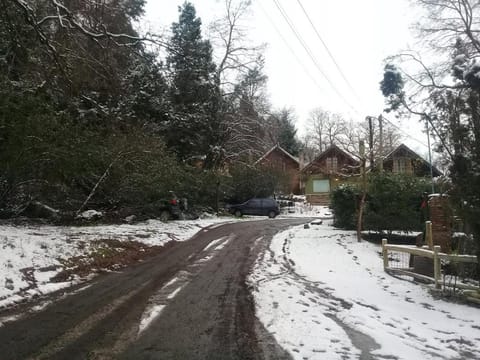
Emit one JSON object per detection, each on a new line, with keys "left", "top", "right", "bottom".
{"left": 0, "top": 229, "right": 233, "bottom": 359}
{"left": 26, "top": 237, "right": 231, "bottom": 360}
{"left": 0, "top": 219, "right": 311, "bottom": 360}
{"left": 120, "top": 220, "right": 310, "bottom": 360}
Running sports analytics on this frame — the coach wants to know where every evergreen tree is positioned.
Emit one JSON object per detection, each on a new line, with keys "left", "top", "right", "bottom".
{"left": 267, "top": 108, "right": 302, "bottom": 156}
{"left": 166, "top": 2, "right": 220, "bottom": 164}
{"left": 0, "top": 0, "right": 183, "bottom": 216}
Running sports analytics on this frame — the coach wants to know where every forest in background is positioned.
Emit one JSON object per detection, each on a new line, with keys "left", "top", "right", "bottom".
{"left": 0, "top": 0, "right": 309, "bottom": 219}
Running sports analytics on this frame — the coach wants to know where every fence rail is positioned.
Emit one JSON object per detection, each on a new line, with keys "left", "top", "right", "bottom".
{"left": 381, "top": 239, "right": 478, "bottom": 291}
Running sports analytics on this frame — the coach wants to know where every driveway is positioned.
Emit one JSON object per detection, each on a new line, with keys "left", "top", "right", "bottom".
{"left": 0, "top": 218, "right": 311, "bottom": 360}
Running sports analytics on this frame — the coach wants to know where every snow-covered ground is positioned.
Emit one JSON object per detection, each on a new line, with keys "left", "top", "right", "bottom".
{"left": 0, "top": 202, "right": 324, "bottom": 310}
{"left": 0, "top": 216, "right": 243, "bottom": 309}
{"left": 250, "top": 221, "right": 480, "bottom": 360}
{"left": 3, "top": 204, "right": 478, "bottom": 360}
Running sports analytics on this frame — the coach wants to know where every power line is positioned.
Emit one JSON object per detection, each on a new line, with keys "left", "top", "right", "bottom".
{"left": 381, "top": 114, "right": 429, "bottom": 148}
{"left": 270, "top": 0, "right": 360, "bottom": 116}
{"left": 271, "top": 0, "right": 358, "bottom": 114}
{"left": 295, "top": 0, "right": 361, "bottom": 103}
{"left": 257, "top": 1, "right": 328, "bottom": 98}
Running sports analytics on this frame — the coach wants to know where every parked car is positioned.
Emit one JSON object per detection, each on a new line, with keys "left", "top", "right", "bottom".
{"left": 226, "top": 198, "right": 280, "bottom": 218}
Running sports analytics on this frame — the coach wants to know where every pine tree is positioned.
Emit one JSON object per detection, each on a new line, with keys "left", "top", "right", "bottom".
{"left": 166, "top": 2, "right": 219, "bottom": 163}
{"left": 268, "top": 108, "right": 302, "bottom": 156}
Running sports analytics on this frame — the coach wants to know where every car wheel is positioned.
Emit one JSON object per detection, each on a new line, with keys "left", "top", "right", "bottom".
{"left": 234, "top": 209, "right": 242, "bottom": 217}
{"left": 160, "top": 210, "right": 171, "bottom": 222}
{"left": 268, "top": 210, "right": 277, "bottom": 218}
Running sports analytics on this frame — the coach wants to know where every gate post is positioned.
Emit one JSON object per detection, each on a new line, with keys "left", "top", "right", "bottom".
{"left": 425, "top": 221, "right": 433, "bottom": 249}
{"left": 382, "top": 238, "right": 388, "bottom": 270}
{"left": 433, "top": 245, "right": 442, "bottom": 289}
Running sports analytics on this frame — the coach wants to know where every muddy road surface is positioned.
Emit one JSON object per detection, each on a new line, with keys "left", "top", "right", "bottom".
{"left": 0, "top": 218, "right": 311, "bottom": 360}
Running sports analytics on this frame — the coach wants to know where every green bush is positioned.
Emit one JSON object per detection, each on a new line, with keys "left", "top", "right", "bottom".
{"left": 0, "top": 89, "right": 192, "bottom": 217}
{"left": 331, "top": 184, "right": 360, "bottom": 230}
{"left": 331, "top": 173, "right": 432, "bottom": 232}
{"left": 224, "top": 164, "right": 281, "bottom": 204}
{"left": 364, "top": 173, "right": 431, "bottom": 234}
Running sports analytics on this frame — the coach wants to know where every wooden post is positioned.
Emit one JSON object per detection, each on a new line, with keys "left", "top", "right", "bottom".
{"left": 356, "top": 140, "right": 366, "bottom": 243}
{"left": 382, "top": 238, "right": 388, "bottom": 270}
{"left": 425, "top": 221, "right": 433, "bottom": 249}
{"left": 378, "top": 115, "right": 383, "bottom": 171}
{"left": 368, "top": 116, "right": 374, "bottom": 170}
{"left": 434, "top": 245, "right": 441, "bottom": 289}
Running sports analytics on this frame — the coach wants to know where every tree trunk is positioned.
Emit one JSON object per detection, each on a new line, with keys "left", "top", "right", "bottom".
{"left": 357, "top": 191, "right": 366, "bottom": 242}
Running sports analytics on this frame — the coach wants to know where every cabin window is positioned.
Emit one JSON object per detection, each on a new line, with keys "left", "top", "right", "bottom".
{"left": 326, "top": 157, "right": 338, "bottom": 172}
{"left": 393, "top": 157, "right": 412, "bottom": 174}
{"left": 313, "top": 179, "right": 330, "bottom": 193}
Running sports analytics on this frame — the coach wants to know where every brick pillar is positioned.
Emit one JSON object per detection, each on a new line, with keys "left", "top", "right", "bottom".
{"left": 428, "top": 195, "right": 452, "bottom": 253}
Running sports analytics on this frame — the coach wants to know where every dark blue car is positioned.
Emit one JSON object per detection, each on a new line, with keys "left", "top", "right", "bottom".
{"left": 226, "top": 198, "right": 280, "bottom": 218}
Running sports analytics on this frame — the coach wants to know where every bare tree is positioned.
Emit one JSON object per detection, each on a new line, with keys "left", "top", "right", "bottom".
{"left": 305, "top": 108, "right": 349, "bottom": 155}
{"left": 325, "top": 113, "right": 348, "bottom": 148}
{"left": 306, "top": 108, "right": 327, "bottom": 153}
{"left": 209, "top": 0, "right": 266, "bottom": 93}
{"left": 200, "top": 0, "right": 270, "bottom": 166}
{"left": 382, "top": 0, "right": 480, "bottom": 158}
{"left": 222, "top": 63, "right": 271, "bottom": 163}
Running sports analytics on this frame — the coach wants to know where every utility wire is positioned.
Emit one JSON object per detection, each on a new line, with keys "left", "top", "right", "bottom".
{"left": 257, "top": 1, "right": 328, "bottom": 98}
{"left": 381, "top": 114, "right": 429, "bottom": 148}
{"left": 295, "top": 0, "right": 362, "bottom": 104}
{"left": 270, "top": 0, "right": 360, "bottom": 116}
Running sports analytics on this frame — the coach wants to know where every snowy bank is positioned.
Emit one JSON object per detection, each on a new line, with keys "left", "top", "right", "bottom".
{"left": 0, "top": 217, "right": 233, "bottom": 309}
{"left": 250, "top": 222, "right": 480, "bottom": 360}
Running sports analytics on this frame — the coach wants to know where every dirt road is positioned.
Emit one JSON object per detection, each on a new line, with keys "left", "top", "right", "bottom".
{"left": 0, "top": 218, "right": 311, "bottom": 359}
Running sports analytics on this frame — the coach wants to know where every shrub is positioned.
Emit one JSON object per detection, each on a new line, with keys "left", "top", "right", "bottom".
{"left": 363, "top": 173, "right": 431, "bottom": 234}
{"left": 331, "top": 173, "right": 432, "bottom": 233}
{"left": 224, "top": 164, "right": 282, "bottom": 204}
{"left": 331, "top": 184, "right": 360, "bottom": 230}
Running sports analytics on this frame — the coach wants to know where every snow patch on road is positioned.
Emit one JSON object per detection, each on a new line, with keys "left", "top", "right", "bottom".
{"left": 203, "top": 236, "right": 229, "bottom": 251}
{"left": 167, "top": 286, "right": 184, "bottom": 300}
{"left": 138, "top": 233, "right": 236, "bottom": 334}
{"left": 139, "top": 305, "right": 166, "bottom": 334}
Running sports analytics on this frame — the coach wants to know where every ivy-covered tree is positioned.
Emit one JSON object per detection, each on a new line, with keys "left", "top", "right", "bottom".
{"left": 330, "top": 185, "right": 360, "bottom": 230}
{"left": 224, "top": 164, "right": 282, "bottom": 203}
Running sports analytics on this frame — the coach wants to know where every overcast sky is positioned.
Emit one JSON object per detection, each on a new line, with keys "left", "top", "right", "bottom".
{"left": 142, "top": 0, "right": 431, "bottom": 156}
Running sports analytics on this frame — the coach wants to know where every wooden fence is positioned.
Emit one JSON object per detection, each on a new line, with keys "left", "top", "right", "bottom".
{"left": 381, "top": 238, "right": 479, "bottom": 303}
